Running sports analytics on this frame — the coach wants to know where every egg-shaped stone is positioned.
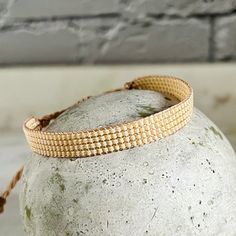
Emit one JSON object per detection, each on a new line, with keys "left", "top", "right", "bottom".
{"left": 20, "top": 89, "right": 236, "bottom": 236}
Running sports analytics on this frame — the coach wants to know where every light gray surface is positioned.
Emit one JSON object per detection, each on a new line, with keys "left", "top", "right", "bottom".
{"left": 0, "top": 1, "right": 236, "bottom": 64}
{"left": 0, "top": 133, "right": 27, "bottom": 236}
{"left": 47, "top": 90, "right": 172, "bottom": 132}
{"left": 0, "top": 194, "right": 25, "bottom": 236}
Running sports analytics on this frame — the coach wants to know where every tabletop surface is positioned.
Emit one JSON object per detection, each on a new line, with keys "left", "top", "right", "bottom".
{"left": 0, "top": 133, "right": 27, "bottom": 236}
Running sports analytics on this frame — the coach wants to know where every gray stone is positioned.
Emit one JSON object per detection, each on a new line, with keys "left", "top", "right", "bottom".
{"left": 215, "top": 15, "right": 236, "bottom": 60}
{"left": 47, "top": 90, "right": 171, "bottom": 132}
{"left": 96, "top": 18, "right": 210, "bottom": 63}
{"left": 0, "top": 24, "right": 79, "bottom": 64}
{"left": 20, "top": 89, "right": 236, "bottom": 235}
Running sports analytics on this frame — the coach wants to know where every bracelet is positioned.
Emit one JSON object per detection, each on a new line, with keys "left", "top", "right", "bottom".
{"left": 23, "top": 75, "right": 193, "bottom": 158}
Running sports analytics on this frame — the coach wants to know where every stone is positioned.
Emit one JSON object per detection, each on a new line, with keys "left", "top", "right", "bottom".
{"left": 20, "top": 89, "right": 236, "bottom": 235}
{"left": 215, "top": 15, "right": 236, "bottom": 60}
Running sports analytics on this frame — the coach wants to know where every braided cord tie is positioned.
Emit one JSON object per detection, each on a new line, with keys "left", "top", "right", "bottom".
{"left": 23, "top": 75, "right": 193, "bottom": 158}
{"left": 0, "top": 166, "right": 24, "bottom": 213}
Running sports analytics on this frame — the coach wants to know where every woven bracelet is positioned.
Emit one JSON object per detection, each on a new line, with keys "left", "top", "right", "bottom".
{"left": 23, "top": 75, "right": 193, "bottom": 158}
{"left": 0, "top": 75, "right": 193, "bottom": 214}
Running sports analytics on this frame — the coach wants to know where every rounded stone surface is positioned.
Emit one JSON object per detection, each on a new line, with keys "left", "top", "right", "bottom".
{"left": 46, "top": 89, "right": 171, "bottom": 132}
{"left": 20, "top": 89, "right": 236, "bottom": 236}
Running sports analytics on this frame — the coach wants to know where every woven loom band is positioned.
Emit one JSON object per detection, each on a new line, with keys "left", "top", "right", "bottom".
{"left": 23, "top": 76, "right": 193, "bottom": 158}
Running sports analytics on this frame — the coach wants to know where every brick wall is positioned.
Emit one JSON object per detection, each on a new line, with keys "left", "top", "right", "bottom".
{"left": 0, "top": 0, "right": 236, "bottom": 64}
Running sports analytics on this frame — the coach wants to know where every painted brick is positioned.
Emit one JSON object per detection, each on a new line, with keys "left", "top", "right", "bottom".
{"left": 95, "top": 19, "right": 210, "bottom": 62}
{"left": 136, "top": 0, "right": 236, "bottom": 16}
{"left": 7, "top": 0, "right": 120, "bottom": 18}
{"left": 215, "top": 15, "right": 236, "bottom": 60}
{"left": 0, "top": 25, "right": 79, "bottom": 64}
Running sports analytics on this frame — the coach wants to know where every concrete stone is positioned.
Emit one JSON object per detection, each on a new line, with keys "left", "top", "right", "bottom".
{"left": 46, "top": 90, "right": 174, "bottom": 132}
{"left": 215, "top": 15, "right": 236, "bottom": 60}
{"left": 96, "top": 18, "right": 210, "bottom": 63}
{"left": 0, "top": 24, "right": 79, "bottom": 64}
{"left": 20, "top": 89, "right": 236, "bottom": 235}
{"left": 6, "top": 0, "right": 120, "bottom": 18}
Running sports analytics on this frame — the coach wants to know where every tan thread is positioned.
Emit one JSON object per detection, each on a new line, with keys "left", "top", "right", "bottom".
{"left": 23, "top": 75, "right": 194, "bottom": 158}
{"left": 0, "top": 166, "right": 24, "bottom": 213}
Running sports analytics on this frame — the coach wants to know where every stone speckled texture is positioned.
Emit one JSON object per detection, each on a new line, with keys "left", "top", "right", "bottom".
{"left": 20, "top": 90, "right": 236, "bottom": 236}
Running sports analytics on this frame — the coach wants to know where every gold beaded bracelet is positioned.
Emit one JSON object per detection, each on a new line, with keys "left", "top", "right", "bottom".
{"left": 0, "top": 75, "right": 193, "bottom": 214}
{"left": 23, "top": 75, "right": 193, "bottom": 158}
